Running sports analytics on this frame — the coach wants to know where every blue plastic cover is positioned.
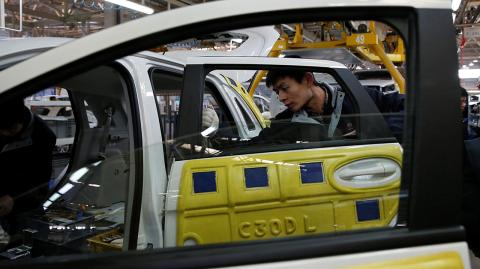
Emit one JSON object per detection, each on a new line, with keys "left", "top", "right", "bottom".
{"left": 193, "top": 171, "right": 217, "bottom": 193}
{"left": 300, "top": 162, "right": 324, "bottom": 184}
{"left": 356, "top": 199, "right": 380, "bottom": 221}
{"left": 244, "top": 167, "right": 269, "bottom": 188}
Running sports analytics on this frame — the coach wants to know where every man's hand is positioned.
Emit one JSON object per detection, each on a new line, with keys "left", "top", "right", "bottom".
{"left": 0, "top": 195, "right": 13, "bottom": 217}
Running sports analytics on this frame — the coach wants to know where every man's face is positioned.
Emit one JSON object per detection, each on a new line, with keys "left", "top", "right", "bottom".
{"left": 461, "top": 96, "right": 467, "bottom": 113}
{"left": 273, "top": 76, "right": 312, "bottom": 112}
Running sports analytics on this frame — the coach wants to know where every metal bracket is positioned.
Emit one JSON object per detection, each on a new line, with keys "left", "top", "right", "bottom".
{"left": 0, "top": 0, "right": 22, "bottom": 32}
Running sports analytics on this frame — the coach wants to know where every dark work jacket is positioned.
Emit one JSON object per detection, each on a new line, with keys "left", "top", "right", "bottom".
{"left": 461, "top": 127, "right": 480, "bottom": 250}
{"left": 0, "top": 108, "right": 56, "bottom": 218}
{"left": 252, "top": 88, "right": 405, "bottom": 144}
{"left": 463, "top": 116, "right": 479, "bottom": 140}
{"left": 364, "top": 89, "right": 405, "bottom": 142}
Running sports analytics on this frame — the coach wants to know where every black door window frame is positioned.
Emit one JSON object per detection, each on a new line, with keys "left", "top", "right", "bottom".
{"left": 177, "top": 65, "right": 395, "bottom": 157}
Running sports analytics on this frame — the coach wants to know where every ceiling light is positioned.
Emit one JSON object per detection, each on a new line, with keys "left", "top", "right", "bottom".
{"left": 43, "top": 200, "right": 53, "bottom": 209}
{"left": 69, "top": 167, "right": 89, "bottom": 183}
{"left": 105, "top": 0, "right": 154, "bottom": 14}
{"left": 48, "top": 193, "right": 61, "bottom": 202}
{"left": 469, "top": 62, "right": 474, "bottom": 66}
{"left": 58, "top": 183, "right": 74, "bottom": 194}
{"left": 474, "top": 60, "right": 478, "bottom": 63}
{"left": 459, "top": 69, "right": 480, "bottom": 79}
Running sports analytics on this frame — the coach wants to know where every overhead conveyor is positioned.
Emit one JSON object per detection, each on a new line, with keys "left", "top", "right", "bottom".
{"left": 248, "top": 21, "right": 406, "bottom": 96}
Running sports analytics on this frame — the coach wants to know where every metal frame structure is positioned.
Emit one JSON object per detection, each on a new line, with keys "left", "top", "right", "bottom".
{"left": 0, "top": 0, "right": 22, "bottom": 32}
{"left": 247, "top": 21, "right": 406, "bottom": 96}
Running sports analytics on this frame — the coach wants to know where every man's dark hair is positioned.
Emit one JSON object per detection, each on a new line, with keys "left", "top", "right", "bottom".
{"left": 265, "top": 55, "right": 308, "bottom": 87}
{"left": 0, "top": 98, "right": 26, "bottom": 129}
{"left": 265, "top": 69, "right": 307, "bottom": 88}
{"left": 461, "top": 86, "right": 468, "bottom": 98}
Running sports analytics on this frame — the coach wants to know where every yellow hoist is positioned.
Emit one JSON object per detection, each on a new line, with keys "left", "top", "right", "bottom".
{"left": 248, "top": 21, "right": 406, "bottom": 96}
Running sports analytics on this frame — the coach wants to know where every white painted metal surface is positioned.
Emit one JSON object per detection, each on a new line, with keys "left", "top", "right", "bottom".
{"left": 215, "top": 242, "right": 471, "bottom": 269}
{"left": 166, "top": 26, "right": 279, "bottom": 83}
{"left": 117, "top": 55, "right": 174, "bottom": 249}
{"left": 165, "top": 160, "right": 185, "bottom": 247}
{"left": 0, "top": 37, "right": 71, "bottom": 68}
{"left": 187, "top": 56, "right": 347, "bottom": 69}
{"left": 165, "top": 27, "right": 279, "bottom": 61}
{"left": 0, "top": 37, "right": 71, "bottom": 57}
{"left": 359, "top": 79, "right": 395, "bottom": 88}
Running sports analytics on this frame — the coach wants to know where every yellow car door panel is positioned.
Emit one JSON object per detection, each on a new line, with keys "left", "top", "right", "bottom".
{"left": 168, "top": 143, "right": 401, "bottom": 246}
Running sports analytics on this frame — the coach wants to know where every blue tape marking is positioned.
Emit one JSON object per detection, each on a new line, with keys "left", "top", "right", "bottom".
{"left": 300, "top": 162, "right": 324, "bottom": 184}
{"left": 245, "top": 167, "right": 269, "bottom": 188}
{"left": 193, "top": 171, "right": 217, "bottom": 193}
{"left": 356, "top": 200, "right": 380, "bottom": 221}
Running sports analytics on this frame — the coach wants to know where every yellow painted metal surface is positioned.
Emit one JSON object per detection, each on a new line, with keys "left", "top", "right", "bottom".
{"left": 248, "top": 38, "right": 284, "bottom": 97}
{"left": 221, "top": 75, "right": 267, "bottom": 128}
{"left": 346, "top": 32, "right": 379, "bottom": 46}
{"left": 370, "top": 43, "right": 406, "bottom": 93}
{"left": 249, "top": 69, "right": 268, "bottom": 97}
{"left": 353, "top": 46, "right": 405, "bottom": 63}
{"left": 176, "top": 144, "right": 402, "bottom": 246}
{"left": 343, "top": 252, "right": 464, "bottom": 269}
{"left": 293, "top": 24, "right": 303, "bottom": 44}
{"left": 288, "top": 40, "right": 346, "bottom": 49}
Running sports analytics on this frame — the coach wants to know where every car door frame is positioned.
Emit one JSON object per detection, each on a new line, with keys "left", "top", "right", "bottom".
{"left": 177, "top": 60, "right": 397, "bottom": 152}
{"left": 0, "top": 2, "right": 464, "bottom": 268}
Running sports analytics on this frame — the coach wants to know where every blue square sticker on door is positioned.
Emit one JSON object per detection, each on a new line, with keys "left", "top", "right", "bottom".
{"left": 356, "top": 200, "right": 380, "bottom": 221}
{"left": 300, "top": 162, "right": 324, "bottom": 184}
{"left": 244, "top": 167, "right": 269, "bottom": 188}
{"left": 193, "top": 171, "right": 217, "bottom": 193}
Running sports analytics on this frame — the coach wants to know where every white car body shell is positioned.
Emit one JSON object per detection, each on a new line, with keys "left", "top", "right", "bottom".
{"left": 0, "top": 38, "right": 268, "bottom": 249}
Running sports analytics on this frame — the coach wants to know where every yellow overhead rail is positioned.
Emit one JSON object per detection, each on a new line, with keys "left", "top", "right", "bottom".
{"left": 248, "top": 35, "right": 285, "bottom": 98}
{"left": 248, "top": 21, "right": 406, "bottom": 96}
{"left": 346, "top": 22, "right": 405, "bottom": 93}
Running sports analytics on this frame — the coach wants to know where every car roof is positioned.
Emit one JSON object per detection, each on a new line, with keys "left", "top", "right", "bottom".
{"left": 0, "top": 37, "right": 185, "bottom": 70}
{"left": 187, "top": 56, "right": 347, "bottom": 68}
{"left": 131, "top": 50, "right": 185, "bottom": 66}
{"left": 0, "top": 0, "right": 450, "bottom": 95}
{"left": 0, "top": 37, "right": 72, "bottom": 58}
{"left": 0, "top": 37, "right": 72, "bottom": 69}
{"left": 164, "top": 26, "right": 279, "bottom": 62}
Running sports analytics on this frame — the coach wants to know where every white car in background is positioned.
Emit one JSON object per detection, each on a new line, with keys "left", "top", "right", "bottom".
{"left": 359, "top": 78, "right": 399, "bottom": 94}
{"left": 354, "top": 69, "right": 399, "bottom": 94}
